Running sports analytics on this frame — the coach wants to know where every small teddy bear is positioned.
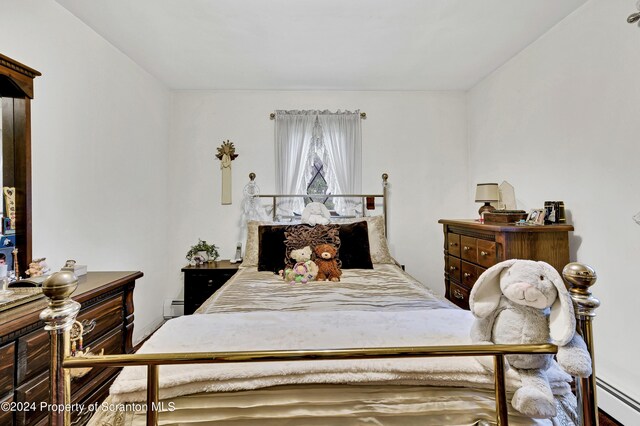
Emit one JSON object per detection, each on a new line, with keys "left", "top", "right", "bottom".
{"left": 25, "top": 257, "right": 50, "bottom": 277}
{"left": 301, "top": 202, "right": 331, "bottom": 226}
{"left": 469, "top": 259, "right": 592, "bottom": 419}
{"left": 313, "top": 244, "right": 341, "bottom": 282}
{"left": 282, "top": 246, "right": 318, "bottom": 284}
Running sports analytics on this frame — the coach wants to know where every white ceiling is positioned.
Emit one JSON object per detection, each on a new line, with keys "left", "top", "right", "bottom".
{"left": 55, "top": 0, "right": 587, "bottom": 91}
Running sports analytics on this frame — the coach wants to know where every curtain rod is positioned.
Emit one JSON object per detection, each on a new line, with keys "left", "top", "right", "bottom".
{"left": 269, "top": 112, "right": 367, "bottom": 120}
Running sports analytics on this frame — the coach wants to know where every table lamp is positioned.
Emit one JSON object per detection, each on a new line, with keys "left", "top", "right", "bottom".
{"left": 475, "top": 183, "right": 499, "bottom": 217}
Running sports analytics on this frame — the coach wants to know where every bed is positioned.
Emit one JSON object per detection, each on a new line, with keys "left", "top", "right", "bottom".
{"left": 39, "top": 176, "right": 600, "bottom": 426}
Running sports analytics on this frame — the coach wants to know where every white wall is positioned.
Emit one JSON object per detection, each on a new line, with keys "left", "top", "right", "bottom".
{"left": 0, "top": 0, "right": 172, "bottom": 342}
{"left": 468, "top": 0, "right": 640, "bottom": 421}
{"left": 168, "top": 90, "right": 468, "bottom": 297}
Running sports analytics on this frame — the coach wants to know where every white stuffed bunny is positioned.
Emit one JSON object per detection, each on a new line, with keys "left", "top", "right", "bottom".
{"left": 301, "top": 202, "right": 331, "bottom": 226}
{"left": 469, "top": 259, "right": 592, "bottom": 419}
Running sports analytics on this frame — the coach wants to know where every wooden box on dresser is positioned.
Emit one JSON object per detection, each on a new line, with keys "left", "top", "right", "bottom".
{"left": 182, "top": 260, "right": 239, "bottom": 315}
{"left": 438, "top": 219, "right": 573, "bottom": 310}
{"left": 0, "top": 271, "right": 143, "bottom": 426}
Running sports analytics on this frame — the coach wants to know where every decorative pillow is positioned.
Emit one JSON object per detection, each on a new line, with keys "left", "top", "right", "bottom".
{"left": 239, "top": 220, "right": 279, "bottom": 268}
{"left": 257, "top": 225, "right": 288, "bottom": 273}
{"left": 284, "top": 224, "right": 341, "bottom": 269}
{"left": 333, "top": 215, "right": 394, "bottom": 264}
{"left": 338, "top": 221, "right": 373, "bottom": 269}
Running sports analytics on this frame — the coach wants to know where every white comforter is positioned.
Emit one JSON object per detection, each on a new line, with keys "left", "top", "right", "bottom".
{"left": 110, "top": 307, "right": 572, "bottom": 402}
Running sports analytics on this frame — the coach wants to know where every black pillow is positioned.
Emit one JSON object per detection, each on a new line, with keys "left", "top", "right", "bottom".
{"left": 338, "top": 221, "right": 373, "bottom": 269}
{"left": 257, "top": 225, "right": 288, "bottom": 273}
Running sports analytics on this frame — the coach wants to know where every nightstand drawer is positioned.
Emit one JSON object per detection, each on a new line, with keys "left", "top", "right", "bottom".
{"left": 449, "top": 282, "right": 470, "bottom": 310}
{"left": 460, "top": 236, "right": 478, "bottom": 263}
{"left": 477, "top": 239, "right": 497, "bottom": 268}
{"left": 447, "top": 233, "right": 461, "bottom": 257}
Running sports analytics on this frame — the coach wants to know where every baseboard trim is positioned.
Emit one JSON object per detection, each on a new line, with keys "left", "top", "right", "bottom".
{"left": 597, "top": 377, "right": 640, "bottom": 425}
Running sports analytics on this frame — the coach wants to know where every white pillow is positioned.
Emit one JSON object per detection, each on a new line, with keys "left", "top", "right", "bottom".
{"left": 333, "top": 215, "right": 394, "bottom": 264}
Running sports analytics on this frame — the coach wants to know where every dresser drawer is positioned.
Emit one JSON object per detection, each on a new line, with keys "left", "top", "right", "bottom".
{"left": 0, "top": 342, "right": 14, "bottom": 398}
{"left": 70, "top": 327, "right": 123, "bottom": 392}
{"left": 461, "top": 261, "right": 479, "bottom": 288}
{"left": 14, "top": 328, "right": 124, "bottom": 426}
{"left": 460, "top": 236, "right": 478, "bottom": 263}
{"left": 447, "top": 233, "right": 461, "bottom": 257}
{"left": 16, "top": 328, "right": 49, "bottom": 385}
{"left": 447, "top": 255, "right": 461, "bottom": 283}
{"left": 77, "top": 294, "right": 124, "bottom": 347}
{"left": 477, "top": 239, "right": 497, "bottom": 268}
{"left": 449, "top": 282, "right": 470, "bottom": 310}
{"left": 0, "top": 394, "right": 14, "bottom": 425}
{"left": 17, "top": 295, "right": 124, "bottom": 386}
{"left": 15, "top": 371, "right": 48, "bottom": 426}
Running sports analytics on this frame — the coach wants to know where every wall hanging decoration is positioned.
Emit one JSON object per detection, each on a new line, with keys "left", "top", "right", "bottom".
{"left": 215, "top": 140, "right": 238, "bottom": 205}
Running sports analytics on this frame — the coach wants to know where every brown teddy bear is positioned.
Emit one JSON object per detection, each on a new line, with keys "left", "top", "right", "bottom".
{"left": 314, "top": 244, "right": 341, "bottom": 282}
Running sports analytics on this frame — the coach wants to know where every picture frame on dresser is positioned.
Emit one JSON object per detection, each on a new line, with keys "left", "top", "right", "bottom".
{"left": 526, "top": 209, "right": 545, "bottom": 225}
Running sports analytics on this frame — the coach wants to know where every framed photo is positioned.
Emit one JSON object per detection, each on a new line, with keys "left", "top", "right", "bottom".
{"left": 526, "top": 209, "right": 545, "bottom": 225}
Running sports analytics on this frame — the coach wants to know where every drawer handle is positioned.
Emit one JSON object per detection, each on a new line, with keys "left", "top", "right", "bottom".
{"left": 449, "top": 242, "right": 458, "bottom": 247}
{"left": 81, "top": 319, "right": 97, "bottom": 335}
{"left": 480, "top": 251, "right": 489, "bottom": 256}
{"left": 453, "top": 289, "right": 464, "bottom": 299}
{"left": 463, "top": 272, "right": 472, "bottom": 278}
{"left": 463, "top": 246, "right": 471, "bottom": 251}
{"left": 449, "top": 266, "right": 457, "bottom": 271}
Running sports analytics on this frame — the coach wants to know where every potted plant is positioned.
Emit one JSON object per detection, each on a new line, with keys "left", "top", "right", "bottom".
{"left": 186, "top": 239, "right": 219, "bottom": 265}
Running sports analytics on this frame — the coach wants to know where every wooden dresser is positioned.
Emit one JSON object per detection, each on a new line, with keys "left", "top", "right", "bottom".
{"left": 438, "top": 219, "right": 573, "bottom": 310}
{"left": 0, "top": 271, "right": 142, "bottom": 426}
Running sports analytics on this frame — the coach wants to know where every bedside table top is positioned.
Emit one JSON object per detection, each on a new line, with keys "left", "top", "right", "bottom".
{"left": 182, "top": 259, "right": 240, "bottom": 271}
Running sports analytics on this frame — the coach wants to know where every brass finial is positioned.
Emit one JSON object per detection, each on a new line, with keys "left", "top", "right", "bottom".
{"left": 249, "top": 172, "right": 256, "bottom": 181}
{"left": 382, "top": 173, "right": 388, "bottom": 182}
{"left": 39, "top": 271, "right": 81, "bottom": 331}
{"left": 563, "top": 262, "right": 600, "bottom": 318}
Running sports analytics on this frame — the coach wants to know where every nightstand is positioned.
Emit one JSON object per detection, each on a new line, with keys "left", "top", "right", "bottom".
{"left": 182, "top": 260, "right": 239, "bottom": 314}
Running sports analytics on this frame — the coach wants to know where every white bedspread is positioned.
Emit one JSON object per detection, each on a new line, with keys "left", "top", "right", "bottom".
{"left": 110, "top": 308, "right": 572, "bottom": 402}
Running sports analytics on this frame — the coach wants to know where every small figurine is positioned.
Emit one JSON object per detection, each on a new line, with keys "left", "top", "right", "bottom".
{"left": 25, "top": 257, "right": 50, "bottom": 277}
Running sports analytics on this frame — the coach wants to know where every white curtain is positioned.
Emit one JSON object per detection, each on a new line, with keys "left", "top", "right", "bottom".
{"left": 275, "top": 109, "right": 362, "bottom": 217}
{"left": 274, "top": 111, "right": 316, "bottom": 216}
{"left": 318, "top": 111, "right": 362, "bottom": 215}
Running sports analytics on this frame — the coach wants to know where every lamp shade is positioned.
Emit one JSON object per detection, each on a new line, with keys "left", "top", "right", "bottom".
{"left": 475, "top": 183, "right": 500, "bottom": 202}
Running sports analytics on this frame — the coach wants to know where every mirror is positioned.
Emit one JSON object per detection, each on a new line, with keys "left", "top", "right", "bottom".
{"left": 0, "top": 53, "right": 40, "bottom": 277}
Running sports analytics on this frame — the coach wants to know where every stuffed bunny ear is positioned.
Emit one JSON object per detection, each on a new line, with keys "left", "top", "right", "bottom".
{"left": 542, "top": 262, "right": 576, "bottom": 345}
{"left": 469, "top": 259, "right": 517, "bottom": 318}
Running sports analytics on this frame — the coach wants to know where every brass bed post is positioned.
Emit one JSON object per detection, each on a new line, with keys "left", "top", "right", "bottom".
{"left": 40, "top": 271, "right": 81, "bottom": 426}
{"left": 563, "top": 263, "right": 600, "bottom": 426}
{"left": 382, "top": 173, "right": 388, "bottom": 238}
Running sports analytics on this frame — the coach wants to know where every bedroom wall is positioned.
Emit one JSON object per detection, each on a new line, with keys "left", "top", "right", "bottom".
{"left": 167, "top": 90, "right": 468, "bottom": 299}
{"left": 467, "top": 0, "right": 640, "bottom": 422}
{"left": 0, "top": 0, "right": 172, "bottom": 342}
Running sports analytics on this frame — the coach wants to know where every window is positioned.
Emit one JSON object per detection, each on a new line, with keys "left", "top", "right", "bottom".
{"left": 274, "top": 110, "right": 362, "bottom": 216}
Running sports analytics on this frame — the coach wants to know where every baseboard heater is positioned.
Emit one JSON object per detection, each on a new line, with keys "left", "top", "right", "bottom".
{"left": 597, "top": 377, "right": 640, "bottom": 413}
{"left": 163, "top": 299, "right": 185, "bottom": 319}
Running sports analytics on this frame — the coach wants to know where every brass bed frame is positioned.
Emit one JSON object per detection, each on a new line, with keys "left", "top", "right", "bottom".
{"left": 37, "top": 175, "right": 601, "bottom": 426}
